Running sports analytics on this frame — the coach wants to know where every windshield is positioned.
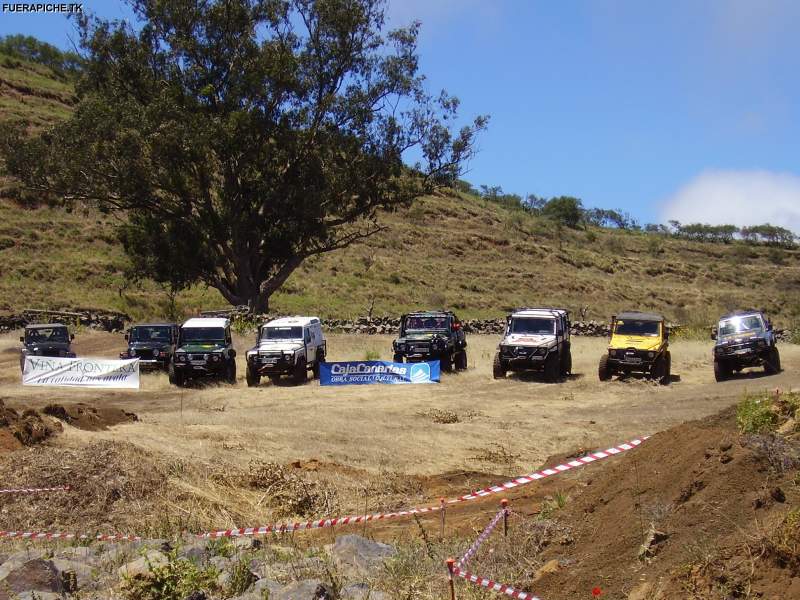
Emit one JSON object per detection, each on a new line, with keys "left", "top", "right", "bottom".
{"left": 510, "top": 318, "right": 555, "bottom": 335}
{"left": 403, "top": 315, "right": 450, "bottom": 332}
{"left": 719, "top": 315, "right": 763, "bottom": 337}
{"left": 615, "top": 320, "right": 660, "bottom": 337}
{"left": 181, "top": 327, "right": 225, "bottom": 343}
{"left": 262, "top": 326, "right": 302, "bottom": 340}
{"left": 25, "top": 327, "right": 69, "bottom": 343}
{"left": 130, "top": 326, "right": 171, "bottom": 343}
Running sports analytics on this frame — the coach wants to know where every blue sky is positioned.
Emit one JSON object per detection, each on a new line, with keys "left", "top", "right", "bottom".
{"left": 2, "top": 0, "right": 799, "bottom": 230}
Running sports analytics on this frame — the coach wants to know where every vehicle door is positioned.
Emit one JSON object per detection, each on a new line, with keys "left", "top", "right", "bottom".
{"left": 304, "top": 327, "right": 315, "bottom": 363}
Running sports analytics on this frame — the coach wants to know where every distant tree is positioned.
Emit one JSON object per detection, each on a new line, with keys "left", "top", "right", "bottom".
{"left": 0, "top": 0, "right": 487, "bottom": 313}
{"left": 542, "top": 196, "right": 583, "bottom": 228}
{"left": 523, "top": 193, "right": 546, "bottom": 213}
{"left": 0, "top": 34, "right": 81, "bottom": 76}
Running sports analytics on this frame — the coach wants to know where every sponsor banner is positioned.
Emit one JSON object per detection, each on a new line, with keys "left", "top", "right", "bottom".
{"left": 22, "top": 356, "right": 140, "bottom": 389}
{"left": 320, "top": 360, "right": 439, "bottom": 385}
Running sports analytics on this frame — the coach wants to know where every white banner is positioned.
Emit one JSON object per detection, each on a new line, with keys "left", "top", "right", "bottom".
{"left": 22, "top": 356, "right": 140, "bottom": 389}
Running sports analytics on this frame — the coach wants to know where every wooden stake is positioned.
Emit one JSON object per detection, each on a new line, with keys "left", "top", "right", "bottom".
{"left": 446, "top": 558, "right": 457, "bottom": 600}
{"left": 501, "top": 498, "right": 509, "bottom": 537}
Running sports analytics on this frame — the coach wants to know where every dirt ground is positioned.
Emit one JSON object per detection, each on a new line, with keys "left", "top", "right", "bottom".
{"left": 2, "top": 331, "right": 798, "bottom": 478}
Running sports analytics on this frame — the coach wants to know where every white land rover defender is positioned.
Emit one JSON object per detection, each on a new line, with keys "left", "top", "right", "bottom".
{"left": 493, "top": 308, "right": 572, "bottom": 382}
{"left": 245, "top": 316, "right": 326, "bottom": 386}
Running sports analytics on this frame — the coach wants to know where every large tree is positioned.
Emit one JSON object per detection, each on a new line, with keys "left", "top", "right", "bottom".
{"left": 0, "top": 0, "right": 486, "bottom": 312}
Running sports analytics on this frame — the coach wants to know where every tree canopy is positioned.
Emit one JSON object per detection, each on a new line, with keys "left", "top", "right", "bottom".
{"left": 0, "top": 0, "right": 486, "bottom": 312}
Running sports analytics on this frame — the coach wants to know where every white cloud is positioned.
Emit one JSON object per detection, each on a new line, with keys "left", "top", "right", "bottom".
{"left": 660, "top": 170, "right": 800, "bottom": 233}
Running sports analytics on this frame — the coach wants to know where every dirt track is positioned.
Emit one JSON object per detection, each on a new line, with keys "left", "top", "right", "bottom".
{"left": 2, "top": 331, "right": 798, "bottom": 481}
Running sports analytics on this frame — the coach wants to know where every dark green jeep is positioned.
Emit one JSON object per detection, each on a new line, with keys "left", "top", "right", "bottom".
{"left": 391, "top": 311, "right": 467, "bottom": 372}
{"left": 171, "top": 317, "right": 237, "bottom": 386}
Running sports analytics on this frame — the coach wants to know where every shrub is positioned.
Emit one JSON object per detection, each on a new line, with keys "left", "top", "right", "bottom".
{"left": 737, "top": 393, "right": 778, "bottom": 434}
{"left": 122, "top": 549, "right": 219, "bottom": 600}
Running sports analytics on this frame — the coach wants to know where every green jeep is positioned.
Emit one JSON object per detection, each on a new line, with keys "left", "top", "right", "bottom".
{"left": 172, "top": 317, "right": 237, "bottom": 386}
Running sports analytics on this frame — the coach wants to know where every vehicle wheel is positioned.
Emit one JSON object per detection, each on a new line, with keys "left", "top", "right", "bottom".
{"left": 660, "top": 351, "right": 671, "bottom": 385}
{"left": 293, "top": 359, "right": 308, "bottom": 384}
{"left": 226, "top": 360, "right": 237, "bottom": 384}
{"left": 246, "top": 365, "right": 260, "bottom": 387}
{"left": 173, "top": 370, "right": 186, "bottom": 387}
{"left": 312, "top": 353, "right": 324, "bottom": 379}
{"left": 561, "top": 348, "right": 573, "bottom": 376}
{"left": 765, "top": 347, "right": 781, "bottom": 375}
{"left": 543, "top": 353, "right": 560, "bottom": 383}
{"left": 598, "top": 354, "right": 612, "bottom": 381}
{"left": 492, "top": 353, "right": 506, "bottom": 379}
{"left": 455, "top": 351, "right": 467, "bottom": 371}
{"left": 441, "top": 352, "right": 453, "bottom": 372}
{"left": 713, "top": 359, "right": 728, "bottom": 382}
{"left": 393, "top": 353, "right": 403, "bottom": 363}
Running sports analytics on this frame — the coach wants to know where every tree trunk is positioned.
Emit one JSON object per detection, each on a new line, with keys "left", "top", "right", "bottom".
{"left": 248, "top": 292, "right": 269, "bottom": 315}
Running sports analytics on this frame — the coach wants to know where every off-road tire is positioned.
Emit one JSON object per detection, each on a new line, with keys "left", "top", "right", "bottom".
{"left": 544, "top": 353, "right": 560, "bottom": 383}
{"left": 312, "top": 353, "right": 324, "bottom": 379}
{"left": 293, "top": 359, "right": 308, "bottom": 384}
{"left": 598, "top": 354, "right": 612, "bottom": 381}
{"left": 713, "top": 359, "right": 729, "bottom": 382}
{"left": 492, "top": 353, "right": 506, "bottom": 379}
{"left": 765, "top": 347, "right": 781, "bottom": 375}
{"left": 660, "top": 351, "right": 671, "bottom": 385}
{"left": 246, "top": 365, "right": 260, "bottom": 387}
{"left": 561, "top": 347, "right": 573, "bottom": 376}
{"left": 440, "top": 351, "right": 453, "bottom": 373}
{"left": 393, "top": 353, "right": 404, "bottom": 363}
{"left": 226, "top": 360, "right": 237, "bottom": 384}
{"left": 173, "top": 370, "right": 186, "bottom": 387}
{"left": 455, "top": 351, "right": 467, "bottom": 371}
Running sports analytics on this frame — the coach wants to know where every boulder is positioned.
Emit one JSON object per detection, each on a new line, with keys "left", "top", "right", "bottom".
{"left": 0, "top": 559, "right": 62, "bottom": 598}
{"left": 331, "top": 535, "right": 396, "bottom": 578}
{"left": 117, "top": 550, "right": 168, "bottom": 577}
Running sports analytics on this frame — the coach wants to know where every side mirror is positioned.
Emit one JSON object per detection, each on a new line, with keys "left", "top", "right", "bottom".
{"left": 664, "top": 327, "right": 670, "bottom": 340}
{"left": 710, "top": 327, "right": 717, "bottom": 341}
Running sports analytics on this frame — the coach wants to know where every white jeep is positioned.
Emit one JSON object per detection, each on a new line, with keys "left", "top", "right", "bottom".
{"left": 493, "top": 308, "right": 572, "bottom": 382}
{"left": 245, "top": 316, "right": 326, "bottom": 386}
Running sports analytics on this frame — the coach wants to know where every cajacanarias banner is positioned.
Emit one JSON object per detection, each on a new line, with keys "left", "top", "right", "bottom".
{"left": 22, "top": 356, "right": 140, "bottom": 389}
{"left": 319, "top": 360, "right": 440, "bottom": 385}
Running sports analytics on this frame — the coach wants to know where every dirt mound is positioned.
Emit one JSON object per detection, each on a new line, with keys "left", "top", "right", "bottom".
{"left": 0, "top": 398, "right": 61, "bottom": 453}
{"left": 528, "top": 406, "right": 800, "bottom": 600}
{"left": 42, "top": 402, "right": 138, "bottom": 431}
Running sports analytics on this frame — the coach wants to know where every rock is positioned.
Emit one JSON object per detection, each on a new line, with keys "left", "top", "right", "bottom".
{"left": 209, "top": 555, "right": 232, "bottom": 572}
{"left": 771, "top": 487, "right": 786, "bottom": 503}
{"left": 0, "top": 559, "right": 62, "bottom": 596}
{"left": 51, "top": 558, "right": 93, "bottom": 590}
{"left": 117, "top": 550, "right": 168, "bottom": 577}
{"left": 274, "top": 578, "right": 324, "bottom": 600}
{"left": 532, "top": 559, "right": 560, "bottom": 583}
{"left": 778, "top": 417, "right": 797, "bottom": 435}
{"left": 331, "top": 535, "right": 396, "bottom": 578}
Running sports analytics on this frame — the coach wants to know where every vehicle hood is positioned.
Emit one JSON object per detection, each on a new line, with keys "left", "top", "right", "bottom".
{"left": 24, "top": 342, "right": 71, "bottom": 353}
{"left": 398, "top": 332, "right": 447, "bottom": 342}
{"left": 609, "top": 335, "right": 662, "bottom": 351}
{"left": 177, "top": 342, "right": 226, "bottom": 353}
{"left": 251, "top": 340, "right": 303, "bottom": 352}
{"left": 716, "top": 331, "right": 767, "bottom": 346}
{"left": 128, "top": 342, "right": 171, "bottom": 351}
{"left": 502, "top": 333, "right": 556, "bottom": 347}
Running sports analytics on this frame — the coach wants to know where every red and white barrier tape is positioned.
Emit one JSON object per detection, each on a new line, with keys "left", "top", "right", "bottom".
{"left": 456, "top": 508, "right": 505, "bottom": 569}
{"left": 0, "top": 485, "right": 70, "bottom": 495}
{"left": 452, "top": 565, "right": 542, "bottom": 600}
{"left": 0, "top": 531, "right": 141, "bottom": 542}
{"left": 0, "top": 436, "right": 647, "bottom": 544}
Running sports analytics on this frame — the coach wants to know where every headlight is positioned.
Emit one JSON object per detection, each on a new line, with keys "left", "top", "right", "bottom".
{"left": 177, "top": 354, "right": 187, "bottom": 362}
{"left": 397, "top": 343, "right": 406, "bottom": 351}
{"left": 210, "top": 354, "right": 220, "bottom": 362}
{"left": 610, "top": 349, "right": 617, "bottom": 357}
{"left": 247, "top": 350, "right": 257, "bottom": 358}
{"left": 283, "top": 350, "right": 294, "bottom": 357}
{"left": 648, "top": 352, "right": 655, "bottom": 358}
{"left": 757, "top": 340, "right": 766, "bottom": 347}
{"left": 153, "top": 349, "right": 160, "bottom": 357}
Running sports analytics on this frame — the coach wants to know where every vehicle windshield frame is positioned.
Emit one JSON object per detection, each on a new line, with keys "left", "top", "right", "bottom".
{"left": 718, "top": 315, "right": 764, "bottom": 337}
{"left": 180, "top": 327, "right": 226, "bottom": 344}
{"left": 129, "top": 325, "right": 172, "bottom": 343}
{"left": 261, "top": 326, "right": 303, "bottom": 340}
{"left": 402, "top": 315, "right": 451, "bottom": 334}
{"left": 25, "top": 327, "right": 70, "bottom": 343}
{"left": 509, "top": 317, "right": 556, "bottom": 335}
{"left": 614, "top": 320, "right": 661, "bottom": 337}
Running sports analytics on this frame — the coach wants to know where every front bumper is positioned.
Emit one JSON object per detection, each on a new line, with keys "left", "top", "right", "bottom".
{"left": 248, "top": 355, "right": 295, "bottom": 374}
{"left": 174, "top": 361, "right": 227, "bottom": 377}
{"left": 608, "top": 349, "right": 657, "bottom": 370}
{"left": 715, "top": 344, "right": 768, "bottom": 366}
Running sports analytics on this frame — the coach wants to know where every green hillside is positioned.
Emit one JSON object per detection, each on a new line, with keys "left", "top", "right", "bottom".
{"left": 1, "top": 55, "right": 798, "bottom": 327}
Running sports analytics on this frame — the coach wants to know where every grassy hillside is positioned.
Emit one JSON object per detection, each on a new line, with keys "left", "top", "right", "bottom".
{"left": 1, "top": 55, "right": 799, "bottom": 326}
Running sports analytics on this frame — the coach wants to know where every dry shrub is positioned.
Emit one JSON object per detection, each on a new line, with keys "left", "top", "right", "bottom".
{"left": 244, "top": 460, "right": 338, "bottom": 518}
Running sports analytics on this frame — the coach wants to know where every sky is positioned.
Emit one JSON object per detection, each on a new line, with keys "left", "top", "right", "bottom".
{"left": 1, "top": 0, "right": 799, "bottom": 230}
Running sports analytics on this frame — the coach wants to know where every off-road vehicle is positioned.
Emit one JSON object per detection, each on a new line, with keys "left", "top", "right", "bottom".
{"left": 391, "top": 311, "right": 467, "bottom": 372}
{"left": 711, "top": 310, "right": 780, "bottom": 381}
{"left": 598, "top": 311, "right": 671, "bottom": 384}
{"left": 172, "top": 318, "right": 237, "bottom": 386}
{"left": 19, "top": 323, "right": 75, "bottom": 371}
{"left": 120, "top": 323, "right": 178, "bottom": 371}
{"left": 245, "top": 316, "right": 326, "bottom": 386}
{"left": 493, "top": 308, "right": 572, "bottom": 382}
